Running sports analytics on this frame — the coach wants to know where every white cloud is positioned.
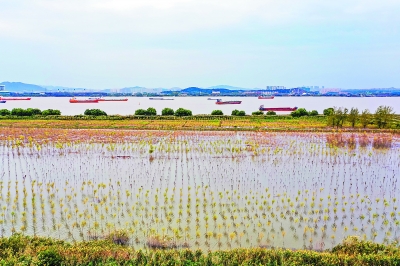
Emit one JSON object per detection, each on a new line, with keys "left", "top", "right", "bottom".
{"left": 1, "top": 0, "right": 399, "bottom": 41}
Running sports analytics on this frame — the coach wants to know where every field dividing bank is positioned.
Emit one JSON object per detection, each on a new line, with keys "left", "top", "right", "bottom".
{"left": 1, "top": 235, "right": 400, "bottom": 266}
{"left": 0, "top": 128, "right": 399, "bottom": 254}
{"left": 0, "top": 117, "right": 399, "bottom": 132}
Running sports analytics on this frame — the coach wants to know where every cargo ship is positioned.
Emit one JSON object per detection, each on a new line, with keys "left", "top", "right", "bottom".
{"left": 259, "top": 105, "right": 297, "bottom": 112}
{"left": 258, "top": 96, "right": 274, "bottom": 99}
{"left": 0, "top": 97, "right": 31, "bottom": 100}
{"left": 69, "top": 97, "right": 99, "bottom": 103}
{"left": 215, "top": 99, "right": 242, "bottom": 105}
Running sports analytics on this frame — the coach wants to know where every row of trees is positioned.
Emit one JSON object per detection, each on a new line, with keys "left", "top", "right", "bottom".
{"left": 323, "top": 105, "right": 396, "bottom": 128}
{"left": 0, "top": 108, "right": 61, "bottom": 116}
{"left": 133, "top": 107, "right": 193, "bottom": 117}
{"left": 291, "top": 108, "right": 319, "bottom": 117}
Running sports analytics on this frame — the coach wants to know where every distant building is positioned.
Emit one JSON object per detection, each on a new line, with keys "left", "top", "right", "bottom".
{"left": 266, "top": 86, "right": 286, "bottom": 90}
{"left": 0, "top": 84, "right": 10, "bottom": 95}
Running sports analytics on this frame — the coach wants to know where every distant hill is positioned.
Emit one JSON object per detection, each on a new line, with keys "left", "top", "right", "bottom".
{"left": 206, "top": 85, "right": 249, "bottom": 90}
{"left": 1, "top": 82, "right": 260, "bottom": 94}
{"left": 180, "top": 87, "right": 242, "bottom": 94}
{"left": 0, "top": 81, "right": 46, "bottom": 92}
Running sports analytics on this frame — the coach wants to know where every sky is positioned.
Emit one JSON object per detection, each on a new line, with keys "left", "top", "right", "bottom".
{"left": 0, "top": 0, "right": 399, "bottom": 89}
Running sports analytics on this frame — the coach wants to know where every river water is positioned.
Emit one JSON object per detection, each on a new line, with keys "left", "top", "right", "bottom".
{"left": 1, "top": 97, "right": 399, "bottom": 116}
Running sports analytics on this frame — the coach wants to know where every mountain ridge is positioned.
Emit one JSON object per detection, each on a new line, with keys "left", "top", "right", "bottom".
{"left": 1, "top": 81, "right": 253, "bottom": 92}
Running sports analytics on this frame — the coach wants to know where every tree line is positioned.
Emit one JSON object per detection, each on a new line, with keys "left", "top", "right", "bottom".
{"left": 0, "top": 108, "right": 61, "bottom": 116}
{"left": 323, "top": 105, "right": 398, "bottom": 129}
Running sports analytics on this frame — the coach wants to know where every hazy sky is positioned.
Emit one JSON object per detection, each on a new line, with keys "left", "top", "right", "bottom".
{"left": 1, "top": 0, "right": 399, "bottom": 89}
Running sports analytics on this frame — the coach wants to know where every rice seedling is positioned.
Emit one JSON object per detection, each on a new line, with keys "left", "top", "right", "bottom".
{"left": 0, "top": 128, "right": 398, "bottom": 251}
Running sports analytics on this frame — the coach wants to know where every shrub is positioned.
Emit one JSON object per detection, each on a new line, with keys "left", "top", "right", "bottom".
{"left": 291, "top": 108, "right": 308, "bottom": 117}
{"left": 0, "top": 109, "right": 10, "bottom": 116}
{"left": 211, "top": 110, "right": 224, "bottom": 115}
{"left": 266, "top": 111, "right": 276, "bottom": 116}
{"left": 42, "top": 109, "right": 61, "bottom": 116}
{"left": 105, "top": 230, "right": 130, "bottom": 246}
{"left": 175, "top": 108, "right": 192, "bottom": 117}
{"left": 161, "top": 108, "right": 174, "bottom": 116}
{"left": 37, "top": 248, "right": 63, "bottom": 266}
{"left": 84, "top": 109, "right": 107, "bottom": 116}
{"left": 252, "top": 111, "right": 264, "bottom": 116}
{"left": 135, "top": 109, "right": 147, "bottom": 115}
{"left": 309, "top": 110, "right": 318, "bottom": 116}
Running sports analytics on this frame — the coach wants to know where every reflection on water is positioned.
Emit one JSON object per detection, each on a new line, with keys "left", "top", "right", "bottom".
{"left": 0, "top": 131, "right": 399, "bottom": 250}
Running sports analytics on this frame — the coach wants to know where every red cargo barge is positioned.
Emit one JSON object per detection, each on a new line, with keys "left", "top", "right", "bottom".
{"left": 69, "top": 97, "right": 99, "bottom": 103}
{"left": 259, "top": 105, "right": 298, "bottom": 112}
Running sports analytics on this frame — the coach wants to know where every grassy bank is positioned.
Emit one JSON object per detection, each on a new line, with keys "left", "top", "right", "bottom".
{"left": 1, "top": 235, "right": 400, "bottom": 265}
{"left": 0, "top": 115, "right": 399, "bottom": 132}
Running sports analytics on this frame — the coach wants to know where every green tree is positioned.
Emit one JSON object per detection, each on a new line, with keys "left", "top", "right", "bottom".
{"left": 360, "top": 109, "right": 371, "bottom": 128}
{"left": 251, "top": 111, "right": 264, "bottom": 116}
{"left": 42, "top": 109, "right": 61, "bottom": 116}
{"left": 175, "top": 108, "right": 192, "bottom": 117}
{"left": 348, "top": 107, "right": 359, "bottom": 128}
{"left": 309, "top": 110, "right": 318, "bottom": 116}
{"left": 26, "top": 108, "right": 42, "bottom": 115}
{"left": 334, "top": 107, "right": 348, "bottom": 128}
{"left": 237, "top": 110, "right": 246, "bottom": 116}
{"left": 135, "top": 109, "right": 147, "bottom": 115}
{"left": 231, "top": 109, "right": 239, "bottom": 116}
{"left": 266, "top": 111, "right": 276, "bottom": 115}
{"left": 84, "top": 109, "right": 107, "bottom": 116}
{"left": 211, "top": 110, "right": 223, "bottom": 115}
{"left": 146, "top": 107, "right": 157, "bottom": 116}
{"left": 291, "top": 108, "right": 308, "bottom": 117}
{"left": 161, "top": 108, "right": 174, "bottom": 116}
{"left": 11, "top": 108, "right": 32, "bottom": 116}
{"left": 323, "top": 108, "right": 334, "bottom": 116}
{"left": 0, "top": 109, "right": 10, "bottom": 116}
{"left": 326, "top": 108, "right": 336, "bottom": 127}
{"left": 374, "top": 105, "right": 394, "bottom": 128}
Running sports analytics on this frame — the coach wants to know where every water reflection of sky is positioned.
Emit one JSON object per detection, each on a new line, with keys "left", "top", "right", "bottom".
{"left": 0, "top": 132, "right": 399, "bottom": 250}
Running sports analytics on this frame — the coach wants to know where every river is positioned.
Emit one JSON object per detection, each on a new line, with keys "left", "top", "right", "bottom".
{"left": 1, "top": 96, "right": 399, "bottom": 116}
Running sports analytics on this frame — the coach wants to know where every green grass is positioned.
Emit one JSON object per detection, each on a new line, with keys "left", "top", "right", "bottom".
{"left": 1, "top": 234, "right": 399, "bottom": 265}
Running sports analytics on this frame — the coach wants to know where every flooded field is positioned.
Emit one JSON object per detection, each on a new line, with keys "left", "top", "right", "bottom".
{"left": 0, "top": 128, "right": 399, "bottom": 251}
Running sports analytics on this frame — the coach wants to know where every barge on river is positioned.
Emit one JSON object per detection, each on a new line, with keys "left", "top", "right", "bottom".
{"left": 258, "top": 95, "right": 274, "bottom": 99}
{"left": 215, "top": 99, "right": 242, "bottom": 105}
{"left": 69, "top": 98, "right": 99, "bottom": 103}
{"left": 0, "top": 97, "right": 31, "bottom": 100}
{"left": 259, "top": 105, "right": 298, "bottom": 112}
